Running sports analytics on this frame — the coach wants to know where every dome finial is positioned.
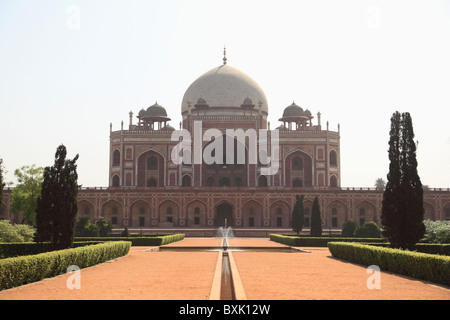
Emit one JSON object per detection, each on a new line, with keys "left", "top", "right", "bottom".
{"left": 223, "top": 46, "right": 227, "bottom": 65}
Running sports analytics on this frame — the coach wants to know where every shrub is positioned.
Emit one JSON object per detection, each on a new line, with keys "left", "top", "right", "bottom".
{"left": 0, "top": 220, "right": 35, "bottom": 243}
{"left": 0, "top": 241, "right": 104, "bottom": 259}
{"left": 121, "top": 226, "right": 130, "bottom": 237}
{"left": 269, "top": 234, "right": 387, "bottom": 247}
{"left": 421, "top": 220, "right": 450, "bottom": 244}
{"left": 0, "top": 241, "right": 131, "bottom": 291}
{"left": 328, "top": 242, "right": 450, "bottom": 286}
{"left": 74, "top": 234, "right": 185, "bottom": 246}
{"left": 75, "top": 217, "right": 99, "bottom": 237}
{"left": 95, "top": 217, "right": 112, "bottom": 237}
{"left": 354, "top": 221, "right": 382, "bottom": 238}
{"left": 341, "top": 220, "right": 358, "bottom": 237}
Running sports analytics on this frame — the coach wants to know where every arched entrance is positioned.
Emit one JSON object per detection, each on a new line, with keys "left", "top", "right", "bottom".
{"left": 215, "top": 202, "right": 233, "bottom": 227}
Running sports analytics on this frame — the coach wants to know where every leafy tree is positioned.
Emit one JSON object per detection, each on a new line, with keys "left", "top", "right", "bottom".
{"left": 341, "top": 219, "right": 357, "bottom": 237}
{"left": 10, "top": 165, "right": 44, "bottom": 225}
{"left": 75, "top": 217, "right": 99, "bottom": 237}
{"left": 374, "top": 178, "right": 386, "bottom": 189}
{"left": 0, "top": 220, "right": 35, "bottom": 242}
{"left": 95, "top": 217, "right": 112, "bottom": 237}
{"left": 36, "top": 145, "right": 79, "bottom": 250}
{"left": 422, "top": 220, "right": 450, "bottom": 244}
{"left": 381, "top": 112, "right": 425, "bottom": 250}
{"left": 310, "top": 196, "right": 322, "bottom": 237}
{"left": 291, "top": 195, "right": 304, "bottom": 236}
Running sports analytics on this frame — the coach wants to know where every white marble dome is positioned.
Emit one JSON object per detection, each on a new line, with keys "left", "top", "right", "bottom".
{"left": 181, "top": 64, "right": 268, "bottom": 115}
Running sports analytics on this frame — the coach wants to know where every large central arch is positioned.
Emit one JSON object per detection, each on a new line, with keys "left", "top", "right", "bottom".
{"left": 215, "top": 202, "right": 233, "bottom": 227}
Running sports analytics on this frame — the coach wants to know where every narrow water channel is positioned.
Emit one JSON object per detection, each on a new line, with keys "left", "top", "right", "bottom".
{"left": 220, "top": 252, "right": 235, "bottom": 300}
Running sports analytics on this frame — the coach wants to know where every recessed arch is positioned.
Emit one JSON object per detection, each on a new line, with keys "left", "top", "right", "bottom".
{"left": 219, "top": 177, "right": 231, "bottom": 187}
{"left": 158, "top": 200, "right": 179, "bottom": 226}
{"left": 202, "top": 133, "right": 248, "bottom": 187}
{"left": 112, "top": 149, "right": 121, "bottom": 167}
{"left": 102, "top": 200, "right": 123, "bottom": 227}
{"left": 112, "top": 174, "right": 120, "bottom": 187}
{"left": 130, "top": 200, "right": 151, "bottom": 227}
{"left": 77, "top": 200, "right": 96, "bottom": 223}
{"left": 330, "top": 149, "right": 338, "bottom": 166}
{"left": 354, "top": 200, "right": 377, "bottom": 225}
{"left": 182, "top": 174, "right": 192, "bottom": 187}
{"left": 137, "top": 149, "right": 165, "bottom": 188}
{"left": 258, "top": 175, "right": 268, "bottom": 187}
{"left": 215, "top": 201, "right": 234, "bottom": 227}
{"left": 325, "top": 200, "right": 348, "bottom": 229}
{"left": 284, "top": 150, "right": 313, "bottom": 187}
{"left": 270, "top": 200, "right": 291, "bottom": 228}
{"left": 186, "top": 200, "right": 207, "bottom": 227}
{"left": 242, "top": 200, "right": 263, "bottom": 227}
{"left": 330, "top": 175, "right": 338, "bottom": 188}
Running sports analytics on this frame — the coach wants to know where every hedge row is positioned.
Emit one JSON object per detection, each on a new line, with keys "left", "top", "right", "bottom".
{"left": 0, "top": 241, "right": 131, "bottom": 291}
{"left": 363, "top": 243, "right": 450, "bottom": 256}
{"left": 415, "top": 244, "right": 450, "bottom": 256}
{"left": 0, "top": 242, "right": 104, "bottom": 259}
{"left": 74, "top": 233, "right": 185, "bottom": 246}
{"left": 327, "top": 242, "right": 450, "bottom": 286}
{"left": 269, "top": 234, "right": 387, "bottom": 247}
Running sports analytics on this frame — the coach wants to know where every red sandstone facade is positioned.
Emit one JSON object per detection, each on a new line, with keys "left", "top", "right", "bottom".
{"left": 1, "top": 58, "right": 449, "bottom": 230}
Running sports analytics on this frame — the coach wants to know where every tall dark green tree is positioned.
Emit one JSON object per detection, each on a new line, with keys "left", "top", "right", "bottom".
{"left": 381, "top": 112, "right": 425, "bottom": 250}
{"left": 399, "top": 113, "right": 425, "bottom": 248}
{"left": 381, "top": 112, "right": 402, "bottom": 246}
{"left": 36, "top": 145, "right": 79, "bottom": 249}
{"left": 310, "top": 196, "right": 322, "bottom": 236}
{"left": 291, "top": 195, "right": 304, "bottom": 236}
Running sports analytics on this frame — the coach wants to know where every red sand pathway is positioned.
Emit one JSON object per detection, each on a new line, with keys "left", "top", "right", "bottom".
{"left": 0, "top": 238, "right": 449, "bottom": 300}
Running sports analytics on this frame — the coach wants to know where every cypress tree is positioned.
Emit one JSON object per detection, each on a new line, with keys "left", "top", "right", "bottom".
{"left": 381, "top": 112, "right": 402, "bottom": 246}
{"left": 399, "top": 112, "right": 425, "bottom": 249}
{"left": 35, "top": 165, "right": 54, "bottom": 243}
{"left": 381, "top": 112, "right": 424, "bottom": 250}
{"left": 291, "top": 195, "right": 304, "bottom": 236}
{"left": 36, "top": 145, "right": 79, "bottom": 249}
{"left": 310, "top": 196, "right": 322, "bottom": 237}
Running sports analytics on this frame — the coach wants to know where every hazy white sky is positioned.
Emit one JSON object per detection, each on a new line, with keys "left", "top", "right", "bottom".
{"left": 1, "top": 0, "right": 449, "bottom": 188}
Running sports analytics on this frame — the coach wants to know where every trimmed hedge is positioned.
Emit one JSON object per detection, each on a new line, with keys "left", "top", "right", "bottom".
{"left": 74, "top": 233, "right": 185, "bottom": 246}
{"left": 414, "top": 244, "right": 450, "bottom": 256}
{"left": 270, "top": 234, "right": 388, "bottom": 247}
{"left": 362, "top": 242, "right": 450, "bottom": 256}
{"left": 0, "top": 241, "right": 104, "bottom": 259}
{"left": 328, "top": 242, "right": 450, "bottom": 286}
{"left": 0, "top": 241, "right": 131, "bottom": 291}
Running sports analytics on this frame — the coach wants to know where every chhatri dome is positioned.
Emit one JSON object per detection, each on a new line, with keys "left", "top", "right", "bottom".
{"left": 181, "top": 49, "right": 268, "bottom": 117}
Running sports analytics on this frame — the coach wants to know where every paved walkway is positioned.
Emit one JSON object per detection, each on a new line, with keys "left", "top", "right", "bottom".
{"left": 0, "top": 238, "right": 449, "bottom": 300}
